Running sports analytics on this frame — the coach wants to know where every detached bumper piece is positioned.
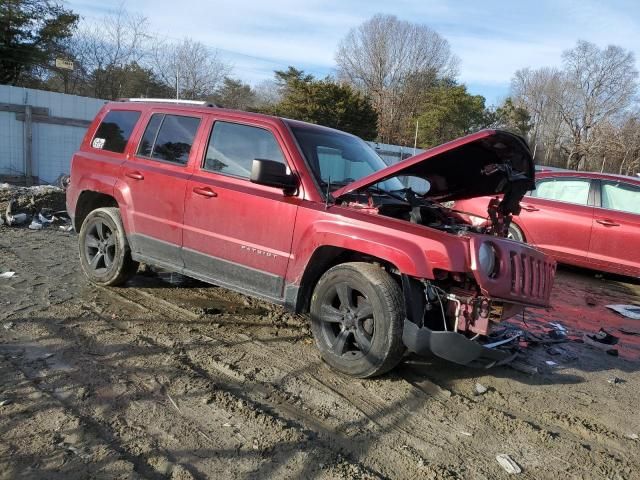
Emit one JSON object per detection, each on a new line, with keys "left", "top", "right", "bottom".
{"left": 403, "top": 320, "right": 515, "bottom": 368}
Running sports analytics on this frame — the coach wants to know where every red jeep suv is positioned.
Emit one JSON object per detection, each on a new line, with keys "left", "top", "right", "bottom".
{"left": 67, "top": 99, "right": 556, "bottom": 377}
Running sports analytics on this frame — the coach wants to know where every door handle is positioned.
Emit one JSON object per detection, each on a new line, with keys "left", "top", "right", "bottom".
{"left": 125, "top": 171, "right": 144, "bottom": 180}
{"left": 521, "top": 204, "right": 539, "bottom": 212}
{"left": 596, "top": 219, "right": 620, "bottom": 227}
{"left": 193, "top": 186, "right": 217, "bottom": 198}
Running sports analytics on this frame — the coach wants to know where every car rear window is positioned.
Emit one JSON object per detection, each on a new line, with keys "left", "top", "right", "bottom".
{"left": 92, "top": 110, "right": 141, "bottom": 153}
{"left": 137, "top": 114, "right": 201, "bottom": 165}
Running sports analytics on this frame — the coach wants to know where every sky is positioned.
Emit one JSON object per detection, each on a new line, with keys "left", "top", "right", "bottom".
{"left": 65, "top": 0, "right": 640, "bottom": 106}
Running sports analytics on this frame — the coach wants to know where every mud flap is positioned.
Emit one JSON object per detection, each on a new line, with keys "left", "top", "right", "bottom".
{"left": 402, "top": 320, "right": 511, "bottom": 366}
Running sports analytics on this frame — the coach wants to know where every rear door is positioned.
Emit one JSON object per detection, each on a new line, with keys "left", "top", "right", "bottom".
{"left": 588, "top": 179, "right": 640, "bottom": 276}
{"left": 182, "top": 117, "right": 300, "bottom": 300}
{"left": 517, "top": 176, "right": 595, "bottom": 265}
{"left": 120, "top": 111, "right": 203, "bottom": 267}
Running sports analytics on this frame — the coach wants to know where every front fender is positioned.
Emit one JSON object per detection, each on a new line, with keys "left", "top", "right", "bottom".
{"left": 287, "top": 205, "right": 472, "bottom": 284}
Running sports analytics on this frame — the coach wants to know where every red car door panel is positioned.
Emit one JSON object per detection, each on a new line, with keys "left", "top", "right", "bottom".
{"left": 182, "top": 118, "right": 299, "bottom": 299}
{"left": 589, "top": 180, "right": 640, "bottom": 277}
{"left": 120, "top": 112, "right": 203, "bottom": 265}
{"left": 517, "top": 197, "right": 594, "bottom": 264}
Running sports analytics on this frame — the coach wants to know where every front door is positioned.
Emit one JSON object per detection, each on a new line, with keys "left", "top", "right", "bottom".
{"left": 121, "top": 112, "right": 203, "bottom": 266}
{"left": 517, "top": 176, "right": 594, "bottom": 266}
{"left": 589, "top": 179, "right": 640, "bottom": 277}
{"left": 182, "top": 118, "right": 299, "bottom": 300}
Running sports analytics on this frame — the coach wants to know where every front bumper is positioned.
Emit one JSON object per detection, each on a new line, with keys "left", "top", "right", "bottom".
{"left": 403, "top": 320, "right": 513, "bottom": 366}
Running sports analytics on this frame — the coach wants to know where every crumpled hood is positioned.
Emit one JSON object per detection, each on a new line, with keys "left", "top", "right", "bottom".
{"left": 333, "top": 130, "right": 535, "bottom": 206}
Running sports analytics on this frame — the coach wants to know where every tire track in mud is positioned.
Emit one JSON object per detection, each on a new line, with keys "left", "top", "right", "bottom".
{"left": 80, "top": 289, "right": 392, "bottom": 479}
{"left": 100, "top": 284, "right": 638, "bottom": 479}
{"left": 99, "top": 286, "right": 467, "bottom": 479}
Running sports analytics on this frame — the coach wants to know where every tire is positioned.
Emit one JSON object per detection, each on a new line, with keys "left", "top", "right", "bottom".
{"left": 507, "top": 223, "right": 525, "bottom": 243}
{"left": 310, "top": 262, "right": 405, "bottom": 378}
{"left": 78, "top": 207, "right": 138, "bottom": 286}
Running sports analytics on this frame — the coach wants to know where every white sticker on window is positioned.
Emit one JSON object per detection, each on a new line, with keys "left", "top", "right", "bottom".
{"left": 92, "top": 137, "right": 106, "bottom": 149}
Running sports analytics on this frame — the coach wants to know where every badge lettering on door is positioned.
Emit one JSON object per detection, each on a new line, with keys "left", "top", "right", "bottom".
{"left": 241, "top": 245, "right": 277, "bottom": 259}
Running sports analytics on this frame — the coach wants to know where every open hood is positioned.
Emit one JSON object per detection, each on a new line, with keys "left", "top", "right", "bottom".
{"left": 333, "top": 130, "right": 535, "bottom": 206}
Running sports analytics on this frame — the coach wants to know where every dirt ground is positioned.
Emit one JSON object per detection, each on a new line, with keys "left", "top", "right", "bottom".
{"left": 1, "top": 227, "right": 640, "bottom": 480}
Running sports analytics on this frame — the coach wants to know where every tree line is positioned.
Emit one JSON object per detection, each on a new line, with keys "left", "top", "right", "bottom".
{"left": 2, "top": 1, "right": 638, "bottom": 176}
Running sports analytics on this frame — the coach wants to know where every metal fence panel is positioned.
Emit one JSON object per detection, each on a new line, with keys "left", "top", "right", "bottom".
{"left": 0, "top": 85, "right": 105, "bottom": 184}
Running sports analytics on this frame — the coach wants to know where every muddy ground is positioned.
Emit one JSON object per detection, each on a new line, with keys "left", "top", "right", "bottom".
{"left": 1, "top": 227, "right": 639, "bottom": 480}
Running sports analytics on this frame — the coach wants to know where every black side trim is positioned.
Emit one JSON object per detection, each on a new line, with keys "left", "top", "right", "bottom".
{"left": 182, "top": 247, "right": 284, "bottom": 298}
{"left": 129, "top": 233, "right": 184, "bottom": 268}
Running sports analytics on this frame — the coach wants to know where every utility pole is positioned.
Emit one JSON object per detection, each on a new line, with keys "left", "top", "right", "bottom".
{"left": 176, "top": 66, "right": 180, "bottom": 100}
{"left": 413, "top": 120, "right": 419, "bottom": 155}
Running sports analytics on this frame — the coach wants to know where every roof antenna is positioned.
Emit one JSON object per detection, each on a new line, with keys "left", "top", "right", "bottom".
{"left": 325, "top": 177, "right": 331, "bottom": 210}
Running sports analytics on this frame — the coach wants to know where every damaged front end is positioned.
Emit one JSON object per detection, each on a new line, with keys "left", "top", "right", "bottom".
{"left": 331, "top": 129, "right": 557, "bottom": 366}
{"left": 401, "top": 235, "right": 556, "bottom": 367}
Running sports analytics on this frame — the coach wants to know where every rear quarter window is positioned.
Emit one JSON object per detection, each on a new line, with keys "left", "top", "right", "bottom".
{"left": 137, "top": 113, "right": 201, "bottom": 165}
{"left": 92, "top": 110, "right": 141, "bottom": 153}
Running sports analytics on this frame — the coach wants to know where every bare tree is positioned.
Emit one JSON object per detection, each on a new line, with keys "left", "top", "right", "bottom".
{"left": 151, "top": 38, "right": 230, "bottom": 99}
{"left": 557, "top": 41, "right": 638, "bottom": 169}
{"left": 509, "top": 41, "right": 639, "bottom": 173}
{"left": 335, "top": 14, "right": 458, "bottom": 143}
{"left": 71, "top": 6, "right": 150, "bottom": 98}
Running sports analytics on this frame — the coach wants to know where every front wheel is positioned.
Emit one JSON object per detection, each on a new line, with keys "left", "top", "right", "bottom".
{"left": 78, "top": 207, "right": 138, "bottom": 286}
{"left": 310, "top": 262, "right": 405, "bottom": 378}
{"left": 507, "top": 223, "right": 525, "bottom": 243}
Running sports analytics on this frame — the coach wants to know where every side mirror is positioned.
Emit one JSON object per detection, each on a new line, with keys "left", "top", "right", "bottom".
{"left": 250, "top": 158, "right": 298, "bottom": 194}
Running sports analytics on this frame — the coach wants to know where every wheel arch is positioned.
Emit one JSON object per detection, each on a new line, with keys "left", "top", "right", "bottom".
{"left": 74, "top": 190, "right": 118, "bottom": 232}
{"left": 291, "top": 246, "right": 401, "bottom": 314}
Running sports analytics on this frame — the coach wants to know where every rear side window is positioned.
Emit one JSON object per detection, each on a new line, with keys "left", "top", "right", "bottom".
{"left": 92, "top": 110, "right": 141, "bottom": 153}
{"left": 531, "top": 178, "right": 591, "bottom": 205}
{"left": 203, "top": 121, "right": 285, "bottom": 178}
{"left": 601, "top": 181, "right": 640, "bottom": 214}
{"left": 137, "top": 113, "right": 200, "bottom": 165}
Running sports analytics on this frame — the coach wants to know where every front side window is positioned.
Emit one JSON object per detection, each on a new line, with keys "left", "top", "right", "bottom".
{"left": 290, "top": 125, "right": 403, "bottom": 192}
{"left": 531, "top": 178, "right": 591, "bottom": 205}
{"left": 137, "top": 114, "right": 200, "bottom": 165}
{"left": 601, "top": 181, "right": 640, "bottom": 214}
{"left": 203, "top": 121, "right": 285, "bottom": 178}
{"left": 92, "top": 110, "right": 141, "bottom": 153}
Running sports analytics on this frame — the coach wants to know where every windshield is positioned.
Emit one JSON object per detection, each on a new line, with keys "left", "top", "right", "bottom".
{"left": 290, "top": 125, "right": 404, "bottom": 194}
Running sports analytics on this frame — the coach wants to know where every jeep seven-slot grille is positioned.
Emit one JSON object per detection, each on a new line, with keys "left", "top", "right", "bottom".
{"left": 509, "top": 251, "right": 554, "bottom": 301}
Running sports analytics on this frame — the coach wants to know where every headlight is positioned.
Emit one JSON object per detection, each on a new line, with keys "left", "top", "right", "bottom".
{"left": 478, "top": 243, "right": 497, "bottom": 276}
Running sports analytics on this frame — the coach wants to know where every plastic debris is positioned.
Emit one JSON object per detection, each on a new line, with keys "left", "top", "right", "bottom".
{"left": 496, "top": 454, "right": 522, "bottom": 474}
{"left": 28, "top": 219, "right": 43, "bottom": 230}
{"left": 59, "top": 225, "right": 73, "bottom": 232}
{"left": 626, "top": 433, "right": 639, "bottom": 440}
{"left": 6, "top": 212, "right": 27, "bottom": 226}
{"left": 0, "top": 271, "right": 16, "bottom": 278}
{"left": 3, "top": 322, "right": 15, "bottom": 330}
{"left": 545, "top": 360, "right": 558, "bottom": 366}
{"left": 606, "top": 305, "right": 640, "bottom": 320}
{"left": 474, "top": 383, "right": 488, "bottom": 395}
{"left": 607, "top": 376, "right": 624, "bottom": 385}
{"left": 588, "top": 329, "right": 619, "bottom": 345}
{"left": 0, "top": 399, "right": 13, "bottom": 407}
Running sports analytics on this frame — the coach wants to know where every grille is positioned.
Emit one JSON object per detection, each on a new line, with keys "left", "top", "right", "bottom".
{"left": 509, "top": 251, "right": 555, "bottom": 301}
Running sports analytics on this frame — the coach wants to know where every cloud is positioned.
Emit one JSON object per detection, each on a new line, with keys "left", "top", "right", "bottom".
{"left": 66, "top": 0, "right": 640, "bottom": 102}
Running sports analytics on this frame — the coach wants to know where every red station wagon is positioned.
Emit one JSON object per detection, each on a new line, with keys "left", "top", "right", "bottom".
{"left": 67, "top": 99, "right": 556, "bottom": 377}
{"left": 455, "top": 171, "right": 640, "bottom": 278}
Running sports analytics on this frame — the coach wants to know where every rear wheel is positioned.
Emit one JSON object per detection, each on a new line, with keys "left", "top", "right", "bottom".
{"left": 310, "top": 262, "right": 405, "bottom": 378}
{"left": 78, "top": 207, "right": 138, "bottom": 286}
{"left": 507, "top": 223, "right": 525, "bottom": 243}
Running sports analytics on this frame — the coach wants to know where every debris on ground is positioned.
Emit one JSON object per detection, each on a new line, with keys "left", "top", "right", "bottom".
{"left": 496, "top": 453, "right": 522, "bottom": 474}
{"left": 0, "top": 272, "right": 16, "bottom": 279}
{"left": 0, "top": 183, "right": 68, "bottom": 228}
{"left": 607, "top": 376, "right": 624, "bottom": 385}
{"left": 474, "top": 383, "right": 488, "bottom": 395}
{"left": 606, "top": 304, "right": 640, "bottom": 320}
{"left": 3, "top": 322, "right": 15, "bottom": 330}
